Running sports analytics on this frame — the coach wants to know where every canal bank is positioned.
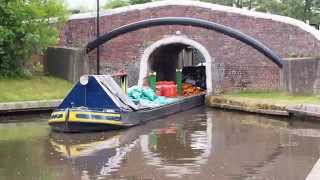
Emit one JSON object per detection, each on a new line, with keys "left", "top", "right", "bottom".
{"left": 0, "top": 95, "right": 286, "bottom": 116}
{"left": 206, "top": 96, "right": 289, "bottom": 116}
{"left": 2, "top": 89, "right": 320, "bottom": 124}
{"left": 0, "top": 94, "right": 317, "bottom": 121}
{"left": 0, "top": 75, "right": 71, "bottom": 115}
{"left": 0, "top": 100, "right": 61, "bottom": 115}
{"left": 206, "top": 94, "right": 320, "bottom": 121}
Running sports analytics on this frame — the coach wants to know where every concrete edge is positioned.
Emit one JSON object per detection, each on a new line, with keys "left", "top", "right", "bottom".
{"left": 0, "top": 100, "right": 62, "bottom": 114}
{"left": 206, "top": 96, "right": 289, "bottom": 116}
{"left": 288, "top": 109, "right": 320, "bottom": 118}
{"left": 208, "top": 103, "right": 289, "bottom": 116}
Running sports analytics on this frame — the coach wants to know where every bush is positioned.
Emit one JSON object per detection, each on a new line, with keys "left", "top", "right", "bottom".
{"left": 0, "top": 0, "right": 68, "bottom": 77}
{"left": 104, "top": 0, "right": 130, "bottom": 9}
{"left": 104, "top": 0, "right": 152, "bottom": 9}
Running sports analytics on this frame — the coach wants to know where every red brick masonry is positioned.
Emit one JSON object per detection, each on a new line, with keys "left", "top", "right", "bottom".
{"left": 58, "top": 1, "right": 320, "bottom": 92}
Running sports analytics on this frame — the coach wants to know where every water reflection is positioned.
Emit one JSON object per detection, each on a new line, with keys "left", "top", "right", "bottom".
{"left": 0, "top": 121, "right": 58, "bottom": 180}
{"left": 1, "top": 108, "right": 320, "bottom": 180}
{"left": 50, "top": 133, "right": 121, "bottom": 158}
{"left": 48, "top": 108, "right": 213, "bottom": 179}
{"left": 49, "top": 132, "right": 138, "bottom": 179}
{"left": 140, "top": 112, "right": 212, "bottom": 177}
{"left": 46, "top": 108, "right": 320, "bottom": 180}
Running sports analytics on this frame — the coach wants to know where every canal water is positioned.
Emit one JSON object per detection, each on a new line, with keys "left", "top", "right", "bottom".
{"left": 0, "top": 108, "right": 319, "bottom": 180}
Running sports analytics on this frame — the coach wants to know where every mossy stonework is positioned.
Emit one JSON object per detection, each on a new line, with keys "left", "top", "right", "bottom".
{"left": 206, "top": 96, "right": 289, "bottom": 116}
{"left": 206, "top": 92, "right": 320, "bottom": 119}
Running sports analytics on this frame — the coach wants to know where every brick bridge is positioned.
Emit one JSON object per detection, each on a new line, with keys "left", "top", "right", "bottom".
{"left": 55, "top": 0, "right": 320, "bottom": 94}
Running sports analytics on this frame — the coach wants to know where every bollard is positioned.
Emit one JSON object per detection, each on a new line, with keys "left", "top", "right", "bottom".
{"left": 148, "top": 72, "right": 157, "bottom": 92}
{"left": 176, "top": 69, "right": 182, "bottom": 95}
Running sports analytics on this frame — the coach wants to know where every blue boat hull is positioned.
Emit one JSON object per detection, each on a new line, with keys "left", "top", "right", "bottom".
{"left": 48, "top": 94, "right": 205, "bottom": 133}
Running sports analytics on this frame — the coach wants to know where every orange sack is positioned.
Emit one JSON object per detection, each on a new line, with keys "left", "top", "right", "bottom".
{"left": 182, "top": 83, "right": 203, "bottom": 96}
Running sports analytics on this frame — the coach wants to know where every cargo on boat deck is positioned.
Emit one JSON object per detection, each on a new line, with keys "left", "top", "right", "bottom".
{"left": 48, "top": 75, "right": 205, "bottom": 133}
{"left": 127, "top": 86, "right": 177, "bottom": 108}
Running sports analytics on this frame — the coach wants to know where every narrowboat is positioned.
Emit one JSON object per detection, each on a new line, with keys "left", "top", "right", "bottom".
{"left": 48, "top": 75, "right": 205, "bottom": 132}
{"left": 48, "top": 108, "right": 212, "bottom": 177}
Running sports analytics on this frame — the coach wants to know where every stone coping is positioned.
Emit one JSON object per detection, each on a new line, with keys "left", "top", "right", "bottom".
{"left": 0, "top": 99, "right": 62, "bottom": 113}
{"left": 206, "top": 96, "right": 289, "bottom": 116}
{"left": 283, "top": 57, "right": 319, "bottom": 61}
{"left": 287, "top": 104, "right": 320, "bottom": 119}
{"left": 206, "top": 96, "right": 320, "bottom": 122}
{"left": 209, "top": 102, "right": 289, "bottom": 116}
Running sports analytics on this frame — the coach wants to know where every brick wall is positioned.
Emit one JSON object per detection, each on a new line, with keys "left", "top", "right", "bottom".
{"left": 58, "top": 1, "right": 320, "bottom": 92}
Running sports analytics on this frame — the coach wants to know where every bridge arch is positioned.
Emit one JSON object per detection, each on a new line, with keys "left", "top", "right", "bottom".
{"left": 59, "top": 1, "right": 320, "bottom": 92}
{"left": 86, "top": 17, "right": 283, "bottom": 68}
{"left": 138, "top": 36, "right": 214, "bottom": 94}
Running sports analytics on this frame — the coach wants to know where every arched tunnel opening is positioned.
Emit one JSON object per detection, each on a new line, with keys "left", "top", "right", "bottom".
{"left": 148, "top": 43, "right": 207, "bottom": 91}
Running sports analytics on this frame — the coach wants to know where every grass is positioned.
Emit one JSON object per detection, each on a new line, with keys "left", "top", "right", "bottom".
{"left": 0, "top": 75, "right": 73, "bottom": 102}
{"left": 223, "top": 90, "right": 320, "bottom": 106}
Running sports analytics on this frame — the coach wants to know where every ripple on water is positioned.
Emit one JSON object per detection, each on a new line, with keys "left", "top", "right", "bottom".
{"left": 0, "top": 108, "right": 319, "bottom": 180}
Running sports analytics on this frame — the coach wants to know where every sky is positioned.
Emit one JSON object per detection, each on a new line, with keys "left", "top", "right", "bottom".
{"left": 64, "top": 0, "right": 110, "bottom": 11}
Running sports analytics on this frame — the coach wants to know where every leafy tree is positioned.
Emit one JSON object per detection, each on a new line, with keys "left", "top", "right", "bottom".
{"left": 201, "top": 0, "right": 234, "bottom": 6}
{"left": 130, "top": 0, "right": 152, "bottom": 5}
{"left": 104, "top": 0, "right": 153, "bottom": 9}
{"left": 201, "top": 0, "right": 320, "bottom": 25}
{"left": 0, "top": 0, "right": 68, "bottom": 77}
{"left": 104, "top": 0, "right": 130, "bottom": 9}
{"left": 255, "top": 0, "right": 292, "bottom": 15}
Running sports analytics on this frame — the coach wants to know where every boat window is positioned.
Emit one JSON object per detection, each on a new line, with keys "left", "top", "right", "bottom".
{"left": 92, "top": 115, "right": 104, "bottom": 120}
{"left": 76, "top": 113, "right": 120, "bottom": 120}
{"left": 76, "top": 114, "right": 90, "bottom": 119}
{"left": 92, "top": 115, "right": 119, "bottom": 120}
